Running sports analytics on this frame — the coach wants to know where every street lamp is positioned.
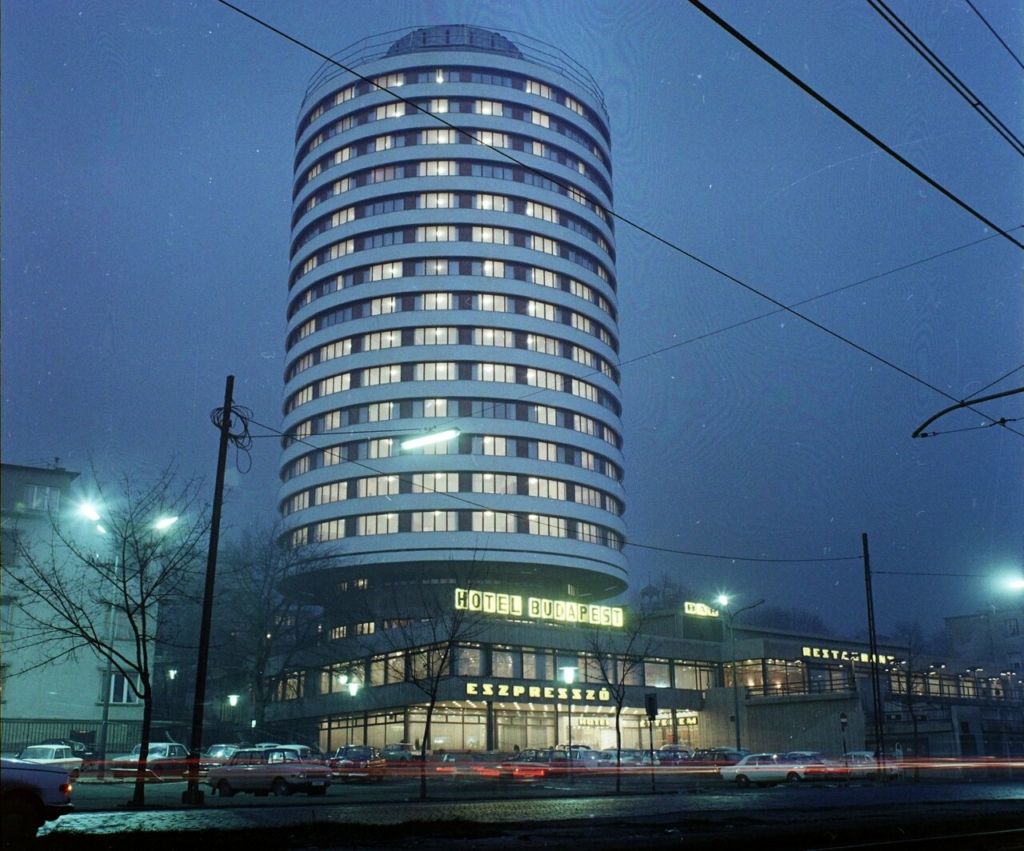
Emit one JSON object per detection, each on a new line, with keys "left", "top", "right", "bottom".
{"left": 717, "top": 596, "right": 765, "bottom": 751}
{"left": 560, "top": 665, "right": 577, "bottom": 783}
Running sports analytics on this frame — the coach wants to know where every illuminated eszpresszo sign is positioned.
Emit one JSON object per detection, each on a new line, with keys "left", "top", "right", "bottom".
{"left": 455, "top": 588, "right": 624, "bottom": 627}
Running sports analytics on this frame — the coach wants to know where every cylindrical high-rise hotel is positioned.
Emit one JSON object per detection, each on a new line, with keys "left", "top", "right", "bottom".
{"left": 280, "top": 25, "right": 625, "bottom": 620}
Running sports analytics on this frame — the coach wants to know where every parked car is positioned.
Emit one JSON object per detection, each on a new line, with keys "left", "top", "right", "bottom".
{"left": 328, "top": 745, "right": 385, "bottom": 782}
{"left": 597, "top": 748, "right": 646, "bottom": 768}
{"left": 721, "top": 752, "right": 844, "bottom": 787}
{"left": 380, "top": 742, "right": 416, "bottom": 762}
{"left": 109, "top": 742, "right": 192, "bottom": 779}
{"left": 691, "top": 747, "right": 748, "bottom": 765}
{"left": 498, "top": 748, "right": 557, "bottom": 781}
{"left": 1, "top": 758, "right": 74, "bottom": 845}
{"left": 15, "top": 745, "right": 84, "bottom": 779}
{"left": 276, "top": 744, "right": 325, "bottom": 764}
{"left": 435, "top": 751, "right": 507, "bottom": 779}
{"left": 841, "top": 751, "right": 903, "bottom": 779}
{"left": 39, "top": 738, "right": 96, "bottom": 768}
{"left": 199, "top": 744, "right": 241, "bottom": 772}
{"left": 784, "top": 751, "right": 849, "bottom": 781}
{"left": 207, "top": 746, "right": 331, "bottom": 797}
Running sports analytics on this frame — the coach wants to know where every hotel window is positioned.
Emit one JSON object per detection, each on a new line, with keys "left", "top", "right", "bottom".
{"left": 422, "top": 128, "right": 456, "bottom": 145}
{"left": 530, "top": 110, "right": 550, "bottom": 128}
{"left": 527, "top": 334, "right": 560, "bottom": 356}
{"left": 574, "top": 414, "right": 596, "bottom": 436}
{"left": 322, "top": 445, "right": 343, "bottom": 467}
{"left": 529, "top": 514, "right": 567, "bottom": 537}
{"left": 329, "top": 239, "right": 354, "bottom": 260}
{"left": 412, "top": 472, "right": 458, "bottom": 493}
{"left": 528, "top": 477, "right": 566, "bottom": 500}
{"left": 479, "top": 362, "right": 516, "bottom": 383}
{"left": 456, "top": 646, "right": 483, "bottom": 676}
{"left": 472, "top": 510, "right": 516, "bottom": 532}
{"left": 472, "top": 226, "right": 509, "bottom": 245}
{"left": 420, "top": 192, "right": 455, "bottom": 209}
{"left": 358, "top": 514, "right": 398, "bottom": 536}
{"left": 333, "top": 86, "right": 355, "bottom": 106}
{"left": 579, "top": 450, "right": 596, "bottom": 471}
{"left": 365, "top": 330, "right": 400, "bottom": 350}
{"left": 369, "top": 262, "right": 403, "bottom": 281}
{"left": 316, "top": 519, "right": 346, "bottom": 542}
{"left": 375, "top": 102, "right": 405, "bottom": 120}
{"left": 575, "top": 485, "right": 601, "bottom": 507}
{"left": 492, "top": 648, "right": 519, "bottom": 678}
{"left": 479, "top": 436, "right": 508, "bottom": 456}
{"left": 320, "top": 374, "right": 350, "bottom": 396}
{"left": 358, "top": 476, "right": 399, "bottom": 498}
{"left": 291, "top": 527, "right": 308, "bottom": 547}
{"left": 572, "top": 347, "right": 595, "bottom": 367}
{"left": 530, "top": 235, "right": 559, "bottom": 255}
{"left": 571, "top": 313, "right": 592, "bottom": 333}
{"left": 528, "top": 301, "right": 556, "bottom": 321}
{"left": 420, "top": 439, "right": 452, "bottom": 455}
{"left": 288, "top": 491, "right": 310, "bottom": 514}
{"left": 570, "top": 279, "right": 592, "bottom": 300}
{"left": 415, "top": 362, "right": 454, "bottom": 381}
{"left": 374, "top": 135, "right": 392, "bottom": 152}
{"left": 418, "top": 225, "right": 457, "bottom": 242}
{"left": 367, "top": 401, "right": 395, "bottom": 421}
{"left": 364, "top": 365, "right": 400, "bottom": 386}
{"left": 533, "top": 405, "right": 558, "bottom": 425}
{"left": 565, "top": 95, "right": 585, "bottom": 115}
{"left": 531, "top": 268, "right": 558, "bottom": 288}
{"left": 474, "top": 131, "right": 508, "bottom": 148}
{"left": 412, "top": 511, "right": 457, "bottom": 532}
{"left": 480, "top": 260, "right": 506, "bottom": 277}
{"left": 475, "top": 194, "right": 509, "bottom": 212}
{"left": 368, "top": 438, "right": 393, "bottom": 459}
{"left": 479, "top": 293, "right": 509, "bottom": 312}
{"left": 525, "top": 80, "right": 551, "bottom": 98}
{"left": 375, "top": 72, "right": 404, "bottom": 88}
{"left": 419, "top": 160, "right": 457, "bottom": 176}
{"left": 531, "top": 141, "right": 547, "bottom": 158}
{"left": 429, "top": 98, "right": 449, "bottom": 114}
{"left": 474, "top": 328, "right": 514, "bottom": 347}
{"left": 472, "top": 473, "right": 516, "bottom": 494}
{"left": 314, "top": 481, "right": 348, "bottom": 505}
{"left": 422, "top": 292, "right": 454, "bottom": 310}
{"left": 572, "top": 379, "right": 598, "bottom": 402}
{"left": 523, "top": 649, "right": 551, "bottom": 680}
{"left": 536, "top": 441, "right": 559, "bottom": 462}
{"left": 527, "top": 369, "right": 563, "bottom": 391}
{"left": 370, "top": 296, "right": 397, "bottom": 315}
{"left": 329, "top": 626, "right": 348, "bottom": 640}
{"left": 422, "top": 398, "right": 448, "bottom": 417}
{"left": 332, "top": 207, "right": 355, "bottom": 227}
{"left": 475, "top": 100, "right": 503, "bottom": 116}
{"left": 355, "top": 621, "right": 376, "bottom": 636}
{"left": 420, "top": 259, "right": 450, "bottom": 276}
{"left": 576, "top": 521, "right": 600, "bottom": 543}
{"left": 415, "top": 326, "right": 458, "bottom": 345}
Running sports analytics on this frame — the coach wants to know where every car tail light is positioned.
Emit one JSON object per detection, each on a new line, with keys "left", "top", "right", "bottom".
{"left": 61, "top": 783, "right": 73, "bottom": 796}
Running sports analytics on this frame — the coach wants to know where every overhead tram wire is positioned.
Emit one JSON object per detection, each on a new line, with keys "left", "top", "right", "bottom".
{"left": 868, "top": 0, "right": 1024, "bottom": 157}
{"left": 965, "top": 0, "right": 1024, "bottom": 73}
{"left": 686, "top": 0, "right": 1024, "bottom": 250}
{"left": 221, "top": 2, "right": 1022, "bottom": 439}
{"left": 249, "top": 416, "right": 860, "bottom": 566}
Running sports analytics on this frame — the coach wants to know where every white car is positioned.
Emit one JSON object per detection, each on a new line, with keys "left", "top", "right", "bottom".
{"left": 720, "top": 752, "right": 835, "bottom": 787}
{"left": 206, "top": 746, "right": 331, "bottom": 797}
{"left": 1, "top": 758, "right": 74, "bottom": 844}
{"left": 841, "top": 751, "right": 903, "bottom": 779}
{"left": 16, "top": 745, "right": 84, "bottom": 779}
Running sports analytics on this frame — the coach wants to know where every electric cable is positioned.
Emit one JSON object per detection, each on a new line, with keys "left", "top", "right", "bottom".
{"left": 218, "top": 1, "right": 1021, "bottom": 439}
{"left": 686, "top": 0, "right": 1023, "bottom": 250}
{"left": 868, "top": 0, "right": 1024, "bottom": 156}
{"left": 965, "top": 0, "right": 1024, "bottom": 73}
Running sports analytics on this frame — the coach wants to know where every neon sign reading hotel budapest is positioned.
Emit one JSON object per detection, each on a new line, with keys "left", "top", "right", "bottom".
{"left": 454, "top": 588, "right": 624, "bottom": 628}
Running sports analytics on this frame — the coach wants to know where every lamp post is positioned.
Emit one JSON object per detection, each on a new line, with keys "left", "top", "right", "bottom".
{"left": 560, "top": 665, "right": 577, "bottom": 783}
{"left": 717, "top": 596, "right": 764, "bottom": 751}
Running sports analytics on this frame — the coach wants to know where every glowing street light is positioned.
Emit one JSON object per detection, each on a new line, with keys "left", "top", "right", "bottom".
{"left": 560, "top": 665, "right": 577, "bottom": 783}
{"left": 717, "top": 596, "right": 765, "bottom": 751}
{"left": 400, "top": 428, "right": 460, "bottom": 451}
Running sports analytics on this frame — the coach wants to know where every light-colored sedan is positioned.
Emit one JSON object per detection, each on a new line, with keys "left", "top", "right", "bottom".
{"left": 15, "top": 746, "right": 84, "bottom": 779}
{"left": 720, "top": 752, "right": 818, "bottom": 787}
{"left": 207, "top": 746, "right": 331, "bottom": 797}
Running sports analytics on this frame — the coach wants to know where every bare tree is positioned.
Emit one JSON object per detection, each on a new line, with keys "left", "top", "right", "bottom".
{"left": 361, "top": 566, "right": 490, "bottom": 800}
{"left": 2, "top": 465, "right": 209, "bottom": 807}
{"left": 583, "top": 605, "right": 660, "bottom": 793}
{"left": 211, "top": 522, "right": 327, "bottom": 733}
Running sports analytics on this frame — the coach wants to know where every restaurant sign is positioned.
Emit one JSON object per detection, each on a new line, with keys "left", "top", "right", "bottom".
{"left": 802, "top": 645, "right": 896, "bottom": 665}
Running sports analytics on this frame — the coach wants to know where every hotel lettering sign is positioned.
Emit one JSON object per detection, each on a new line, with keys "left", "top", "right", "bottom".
{"left": 465, "top": 680, "right": 612, "bottom": 702}
{"left": 684, "top": 602, "right": 719, "bottom": 618}
{"left": 455, "top": 588, "right": 624, "bottom": 628}
{"left": 802, "top": 646, "right": 896, "bottom": 665}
